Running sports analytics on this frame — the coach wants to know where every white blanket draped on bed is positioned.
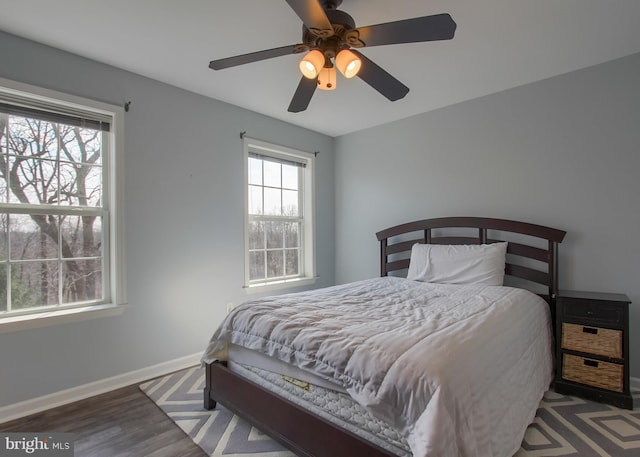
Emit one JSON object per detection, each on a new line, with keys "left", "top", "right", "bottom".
{"left": 202, "top": 277, "right": 553, "bottom": 457}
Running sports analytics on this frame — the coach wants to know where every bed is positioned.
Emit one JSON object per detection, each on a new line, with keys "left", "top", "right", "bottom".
{"left": 202, "top": 216, "right": 567, "bottom": 457}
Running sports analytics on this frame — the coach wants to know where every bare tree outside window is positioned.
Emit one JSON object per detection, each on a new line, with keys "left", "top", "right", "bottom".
{"left": 0, "top": 112, "right": 104, "bottom": 313}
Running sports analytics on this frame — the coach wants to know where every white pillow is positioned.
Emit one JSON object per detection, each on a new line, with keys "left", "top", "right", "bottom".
{"left": 406, "top": 242, "right": 508, "bottom": 285}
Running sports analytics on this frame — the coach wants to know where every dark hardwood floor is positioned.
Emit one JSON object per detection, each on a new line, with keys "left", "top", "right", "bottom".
{"left": 0, "top": 383, "right": 206, "bottom": 457}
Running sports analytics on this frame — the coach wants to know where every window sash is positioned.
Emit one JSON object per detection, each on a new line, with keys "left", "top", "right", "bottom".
{"left": 247, "top": 214, "right": 303, "bottom": 283}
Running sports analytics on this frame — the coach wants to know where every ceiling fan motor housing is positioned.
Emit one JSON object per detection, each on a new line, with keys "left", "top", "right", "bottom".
{"left": 302, "top": 8, "right": 357, "bottom": 58}
{"left": 319, "top": 0, "right": 343, "bottom": 10}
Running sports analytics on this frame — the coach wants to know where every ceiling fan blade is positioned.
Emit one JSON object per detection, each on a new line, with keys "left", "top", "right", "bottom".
{"left": 285, "top": 0, "right": 334, "bottom": 38}
{"left": 352, "top": 50, "right": 409, "bottom": 102}
{"left": 209, "top": 44, "right": 302, "bottom": 70}
{"left": 347, "top": 14, "right": 456, "bottom": 48}
{"left": 288, "top": 77, "right": 317, "bottom": 112}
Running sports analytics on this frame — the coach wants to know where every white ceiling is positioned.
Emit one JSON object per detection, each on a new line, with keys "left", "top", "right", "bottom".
{"left": 2, "top": 0, "right": 640, "bottom": 137}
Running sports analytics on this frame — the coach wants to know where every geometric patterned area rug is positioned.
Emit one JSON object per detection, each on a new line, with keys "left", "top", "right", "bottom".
{"left": 140, "top": 366, "right": 640, "bottom": 457}
{"left": 140, "top": 366, "right": 294, "bottom": 457}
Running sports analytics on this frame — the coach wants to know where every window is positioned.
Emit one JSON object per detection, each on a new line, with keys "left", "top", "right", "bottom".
{"left": 0, "top": 78, "right": 125, "bottom": 330}
{"left": 244, "top": 138, "right": 315, "bottom": 290}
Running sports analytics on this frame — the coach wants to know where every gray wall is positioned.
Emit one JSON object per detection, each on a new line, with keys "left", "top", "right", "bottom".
{"left": 0, "top": 31, "right": 335, "bottom": 407}
{"left": 1, "top": 28, "right": 638, "bottom": 409}
{"left": 335, "top": 52, "right": 640, "bottom": 377}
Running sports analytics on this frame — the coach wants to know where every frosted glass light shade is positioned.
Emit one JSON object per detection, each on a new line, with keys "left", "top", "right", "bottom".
{"left": 336, "top": 49, "right": 362, "bottom": 78}
{"left": 299, "top": 50, "right": 325, "bottom": 79}
{"left": 317, "top": 67, "right": 337, "bottom": 90}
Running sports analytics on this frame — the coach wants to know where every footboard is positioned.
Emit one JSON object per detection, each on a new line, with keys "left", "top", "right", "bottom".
{"left": 204, "top": 361, "right": 396, "bottom": 457}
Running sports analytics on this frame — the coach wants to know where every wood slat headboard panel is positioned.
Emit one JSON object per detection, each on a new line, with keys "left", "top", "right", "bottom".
{"left": 375, "top": 217, "right": 566, "bottom": 303}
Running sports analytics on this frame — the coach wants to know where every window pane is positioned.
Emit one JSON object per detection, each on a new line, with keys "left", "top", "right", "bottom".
{"left": 282, "top": 189, "right": 298, "bottom": 216}
{"left": 248, "top": 157, "right": 262, "bottom": 185}
{"left": 263, "top": 187, "right": 281, "bottom": 216}
{"left": 285, "top": 249, "right": 299, "bottom": 276}
{"left": 0, "top": 264, "right": 6, "bottom": 312}
{"left": 7, "top": 117, "right": 59, "bottom": 205}
{"left": 0, "top": 214, "right": 7, "bottom": 260}
{"left": 282, "top": 164, "right": 298, "bottom": 190}
{"left": 60, "top": 215, "right": 102, "bottom": 258}
{"left": 0, "top": 120, "right": 7, "bottom": 203}
{"left": 8, "top": 156, "right": 59, "bottom": 205}
{"left": 0, "top": 174, "right": 6, "bottom": 203}
{"left": 248, "top": 185, "right": 263, "bottom": 215}
{"left": 248, "top": 221, "right": 264, "bottom": 249}
{"left": 58, "top": 126, "right": 103, "bottom": 166}
{"left": 249, "top": 251, "right": 265, "bottom": 280}
{"left": 62, "top": 258, "right": 102, "bottom": 303}
{"left": 263, "top": 161, "right": 281, "bottom": 188}
{"left": 11, "top": 261, "right": 59, "bottom": 309}
{"left": 284, "top": 222, "right": 299, "bottom": 248}
{"left": 7, "top": 116, "right": 58, "bottom": 161}
{"left": 59, "top": 162, "right": 102, "bottom": 207}
{"left": 267, "top": 250, "right": 284, "bottom": 278}
{"left": 58, "top": 126, "right": 103, "bottom": 207}
{"left": 10, "top": 214, "right": 58, "bottom": 260}
{"left": 84, "top": 165, "right": 102, "bottom": 207}
{"left": 266, "top": 221, "right": 283, "bottom": 249}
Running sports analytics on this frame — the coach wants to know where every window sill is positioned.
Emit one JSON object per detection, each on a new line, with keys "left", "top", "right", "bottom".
{"left": 0, "top": 303, "right": 127, "bottom": 334}
{"left": 245, "top": 276, "right": 318, "bottom": 294}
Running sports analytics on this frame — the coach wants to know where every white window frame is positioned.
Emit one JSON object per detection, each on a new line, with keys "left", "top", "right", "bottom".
{"left": 243, "top": 137, "right": 316, "bottom": 292}
{"left": 0, "top": 77, "right": 126, "bottom": 333}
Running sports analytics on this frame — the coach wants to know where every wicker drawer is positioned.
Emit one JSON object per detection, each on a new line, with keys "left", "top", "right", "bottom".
{"left": 562, "top": 354, "right": 624, "bottom": 392}
{"left": 561, "top": 323, "right": 623, "bottom": 358}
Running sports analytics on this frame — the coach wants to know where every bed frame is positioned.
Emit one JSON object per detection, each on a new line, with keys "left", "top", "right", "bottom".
{"left": 204, "top": 217, "right": 566, "bottom": 457}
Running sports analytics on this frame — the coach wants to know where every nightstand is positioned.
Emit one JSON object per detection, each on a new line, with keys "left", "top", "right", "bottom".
{"left": 555, "top": 290, "right": 633, "bottom": 409}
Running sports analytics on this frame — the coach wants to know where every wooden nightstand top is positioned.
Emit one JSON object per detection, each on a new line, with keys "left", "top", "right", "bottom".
{"left": 557, "top": 290, "right": 630, "bottom": 304}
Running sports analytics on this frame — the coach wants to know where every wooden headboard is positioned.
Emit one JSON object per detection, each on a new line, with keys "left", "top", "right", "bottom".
{"left": 376, "top": 217, "right": 567, "bottom": 304}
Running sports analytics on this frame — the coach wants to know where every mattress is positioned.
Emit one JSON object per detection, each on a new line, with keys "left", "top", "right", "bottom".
{"left": 228, "top": 343, "right": 345, "bottom": 392}
{"left": 203, "top": 277, "right": 553, "bottom": 457}
{"left": 229, "top": 361, "right": 411, "bottom": 456}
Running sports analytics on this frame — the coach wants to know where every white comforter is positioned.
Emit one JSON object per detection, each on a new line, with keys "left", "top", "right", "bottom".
{"left": 202, "top": 277, "right": 553, "bottom": 457}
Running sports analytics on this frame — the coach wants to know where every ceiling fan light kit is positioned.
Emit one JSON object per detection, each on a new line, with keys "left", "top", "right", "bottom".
{"left": 335, "top": 49, "right": 361, "bottom": 78}
{"left": 317, "top": 66, "right": 337, "bottom": 90}
{"left": 299, "top": 49, "right": 325, "bottom": 78}
{"left": 209, "top": 0, "right": 456, "bottom": 112}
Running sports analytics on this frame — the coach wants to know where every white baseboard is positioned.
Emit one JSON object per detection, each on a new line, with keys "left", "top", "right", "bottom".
{"left": 0, "top": 352, "right": 202, "bottom": 425}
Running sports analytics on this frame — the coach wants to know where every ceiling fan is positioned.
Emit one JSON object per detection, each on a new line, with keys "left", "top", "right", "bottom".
{"left": 209, "top": 0, "right": 456, "bottom": 113}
